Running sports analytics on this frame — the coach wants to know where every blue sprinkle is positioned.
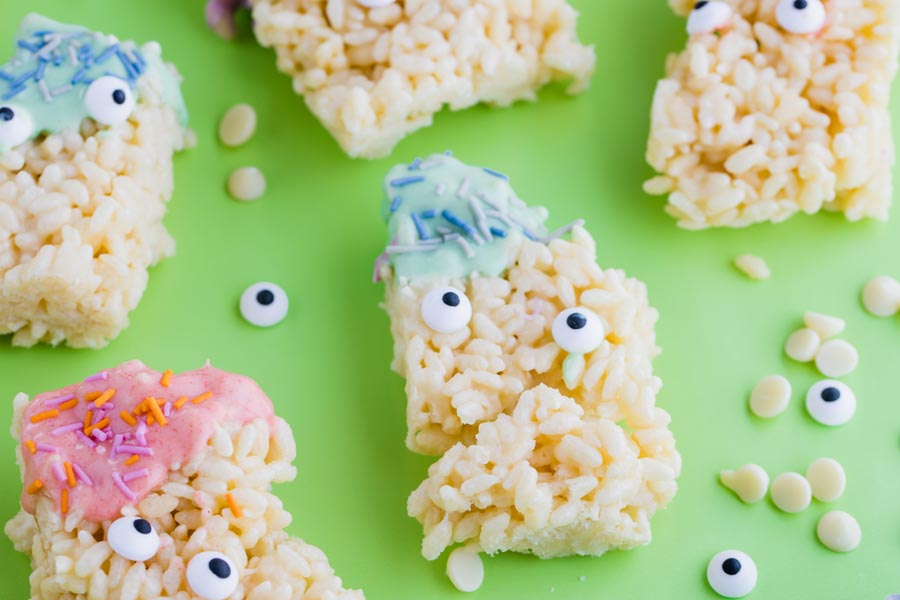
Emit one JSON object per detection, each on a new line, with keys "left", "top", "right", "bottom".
{"left": 0, "top": 71, "right": 11, "bottom": 82}
{"left": 408, "top": 157, "right": 422, "bottom": 170}
{"left": 17, "top": 40, "right": 40, "bottom": 53}
{"left": 442, "top": 210, "right": 476, "bottom": 237}
{"left": 489, "top": 227, "right": 507, "bottom": 238}
{"left": 420, "top": 209, "right": 437, "bottom": 219}
{"left": 116, "top": 49, "right": 139, "bottom": 80}
{"left": 34, "top": 59, "right": 48, "bottom": 82}
{"left": 132, "top": 50, "right": 147, "bottom": 69}
{"left": 389, "top": 196, "right": 402, "bottom": 212}
{"left": 523, "top": 229, "right": 537, "bottom": 241}
{"left": 390, "top": 175, "right": 425, "bottom": 188}
{"left": 483, "top": 167, "right": 509, "bottom": 181}
{"left": 411, "top": 213, "right": 429, "bottom": 240}
{"left": 12, "top": 70, "right": 36, "bottom": 87}
{"left": 94, "top": 44, "right": 119, "bottom": 66}
{"left": 70, "top": 67, "right": 89, "bottom": 85}
{"left": 443, "top": 150, "right": 452, "bottom": 156}
{"left": 33, "top": 30, "right": 55, "bottom": 37}
{"left": 1, "top": 85, "right": 25, "bottom": 100}
{"left": 52, "top": 53, "right": 64, "bottom": 66}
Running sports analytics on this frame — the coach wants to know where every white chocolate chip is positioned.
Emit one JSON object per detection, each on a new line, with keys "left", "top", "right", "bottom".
{"left": 805, "top": 458, "right": 846, "bottom": 503}
{"left": 720, "top": 464, "right": 769, "bottom": 503}
{"left": 785, "top": 328, "right": 820, "bottom": 363}
{"left": 227, "top": 167, "right": 266, "bottom": 202}
{"left": 815, "top": 339, "right": 858, "bottom": 378}
{"left": 733, "top": 254, "right": 770, "bottom": 280}
{"left": 817, "top": 511, "right": 861, "bottom": 553}
{"left": 218, "top": 103, "right": 257, "bottom": 147}
{"left": 446, "top": 547, "right": 484, "bottom": 593}
{"left": 803, "top": 311, "right": 845, "bottom": 340}
{"left": 770, "top": 472, "right": 812, "bottom": 513}
{"left": 862, "top": 276, "right": 900, "bottom": 317}
{"left": 749, "top": 375, "right": 791, "bottom": 418}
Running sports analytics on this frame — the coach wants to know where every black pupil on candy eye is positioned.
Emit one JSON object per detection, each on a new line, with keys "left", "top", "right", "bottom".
{"left": 112, "top": 89, "right": 127, "bottom": 105}
{"left": 722, "top": 557, "right": 742, "bottom": 575}
{"left": 566, "top": 313, "right": 587, "bottom": 330}
{"left": 0, "top": 107, "right": 13, "bottom": 122}
{"left": 821, "top": 387, "right": 840, "bottom": 402}
{"left": 694, "top": 1, "right": 709, "bottom": 9}
{"left": 208, "top": 557, "right": 231, "bottom": 579}
{"left": 794, "top": 0, "right": 808, "bottom": 8}
{"left": 442, "top": 292, "right": 460, "bottom": 307}
{"left": 133, "top": 518, "right": 151, "bottom": 534}
{"left": 256, "top": 290, "right": 275, "bottom": 306}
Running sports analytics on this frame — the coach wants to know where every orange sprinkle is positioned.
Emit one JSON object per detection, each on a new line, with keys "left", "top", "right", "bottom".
{"left": 93, "top": 388, "right": 116, "bottom": 408}
{"left": 225, "top": 493, "right": 243, "bottom": 518}
{"left": 124, "top": 455, "right": 139, "bottom": 466}
{"left": 24, "top": 440, "right": 37, "bottom": 454}
{"left": 174, "top": 396, "right": 188, "bottom": 409}
{"left": 119, "top": 411, "right": 137, "bottom": 427}
{"left": 192, "top": 392, "right": 213, "bottom": 404}
{"left": 83, "top": 410, "right": 93, "bottom": 433}
{"left": 30, "top": 409, "right": 59, "bottom": 423}
{"left": 60, "top": 488, "right": 68, "bottom": 514}
{"left": 84, "top": 391, "right": 103, "bottom": 402}
{"left": 26, "top": 479, "right": 43, "bottom": 494}
{"left": 64, "top": 462, "right": 76, "bottom": 488}
{"left": 161, "top": 369, "right": 173, "bottom": 387}
{"left": 59, "top": 398, "right": 78, "bottom": 411}
{"left": 147, "top": 415, "right": 155, "bottom": 425}
{"left": 86, "top": 417, "right": 109, "bottom": 434}
{"left": 147, "top": 397, "right": 167, "bottom": 426}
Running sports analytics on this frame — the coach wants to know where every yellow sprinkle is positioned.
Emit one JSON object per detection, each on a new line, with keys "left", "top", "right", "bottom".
{"left": 24, "top": 440, "right": 37, "bottom": 454}
{"left": 93, "top": 388, "right": 116, "bottom": 408}
{"left": 64, "top": 462, "right": 76, "bottom": 488}
{"left": 30, "top": 409, "right": 59, "bottom": 423}
{"left": 120, "top": 411, "right": 137, "bottom": 427}
{"left": 26, "top": 479, "right": 43, "bottom": 494}
{"left": 161, "top": 369, "right": 173, "bottom": 387}
{"left": 59, "top": 398, "right": 78, "bottom": 411}
{"left": 124, "top": 455, "right": 139, "bottom": 466}
{"left": 225, "top": 493, "right": 243, "bottom": 518}
{"left": 60, "top": 488, "right": 68, "bottom": 514}
{"left": 174, "top": 396, "right": 188, "bottom": 409}
{"left": 192, "top": 392, "right": 213, "bottom": 404}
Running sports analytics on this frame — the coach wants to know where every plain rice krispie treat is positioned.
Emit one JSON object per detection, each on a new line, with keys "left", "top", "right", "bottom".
{"left": 377, "top": 154, "right": 679, "bottom": 565}
{"left": 0, "top": 14, "right": 190, "bottom": 348}
{"left": 645, "top": 0, "right": 900, "bottom": 228}
{"left": 4, "top": 361, "right": 364, "bottom": 600}
{"left": 249, "top": 0, "right": 595, "bottom": 158}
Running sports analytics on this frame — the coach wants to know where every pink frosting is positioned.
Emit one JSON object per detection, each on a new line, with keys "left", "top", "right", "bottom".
{"left": 20, "top": 360, "right": 276, "bottom": 522}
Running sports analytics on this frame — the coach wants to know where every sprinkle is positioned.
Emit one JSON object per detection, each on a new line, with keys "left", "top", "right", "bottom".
{"left": 86, "top": 417, "right": 110, "bottom": 434}
{"left": 163, "top": 402, "right": 172, "bottom": 418}
{"left": 75, "top": 431, "right": 97, "bottom": 449}
{"left": 135, "top": 422, "right": 147, "bottom": 446}
{"left": 60, "top": 488, "right": 69, "bottom": 514}
{"left": 0, "top": 71, "right": 11, "bottom": 82}
{"left": 457, "top": 178, "right": 470, "bottom": 198}
{"left": 120, "top": 411, "right": 137, "bottom": 427}
{"left": 17, "top": 39, "right": 40, "bottom": 53}
{"left": 419, "top": 158, "right": 443, "bottom": 170}
{"left": 389, "top": 196, "right": 403, "bottom": 212}
{"left": 24, "top": 440, "right": 37, "bottom": 454}
{"left": 469, "top": 197, "right": 493, "bottom": 242}
{"left": 72, "top": 464, "right": 93, "bottom": 486}
{"left": 523, "top": 229, "right": 538, "bottom": 241}
{"left": 421, "top": 209, "right": 437, "bottom": 219}
{"left": 26, "top": 480, "right": 43, "bottom": 494}
{"left": 83, "top": 410, "right": 93, "bottom": 432}
{"left": 435, "top": 183, "right": 446, "bottom": 196}
{"left": 225, "top": 493, "right": 243, "bottom": 518}
{"left": 118, "top": 445, "right": 153, "bottom": 456}
{"left": 408, "top": 157, "right": 422, "bottom": 170}
{"left": 84, "top": 391, "right": 102, "bottom": 402}
{"left": 192, "top": 392, "right": 213, "bottom": 404}
{"left": 91, "top": 428, "right": 108, "bottom": 442}
{"left": 59, "top": 398, "right": 79, "bottom": 412}
{"left": 489, "top": 227, "right": 507, "bottom": 238}
{"left": 124, "top": 455, "right": 140, "bottom": 466}
{"left": 132, "top": 49, "right": 147, "bottom": 69}
{"left": 51, "top": 462, "right": 66, "bottom": 483}
{"left": 483, "top": 167, "right": 509, "bottom": 181}
{"left": 50, "top": 84, "right": 72, "bottom": 97}
{"left": 111, "top": 472, "right": 137, "bottom": 501}
{"left": 67, "top": 45, "right": 78, "bottom": 66}
{"left": 116, "top": 49, "right": 139, "bottom": 79}
{"left": 122, "top": 468, "right": 149, "bottom": 482}
{"left": 36, "top": 443, "right": 59, "bottom": 453}
{"left": 541, "top": 219, "right": 586, "bottom": 243}
{"left": 385, "top": 244, "right": 441, "bottom": 254}
{"left": 160, "top": 369, "right": 173, "bottom": 387}
{"left": 147, "top": 397, "right": 167, "bottom": 426}
{"left": 444, "top": 150, "right": 453, "bottom": 156}
{"left": 35, "top": 37, "right": 62, "bottom": 59}
{"left": 30, "top": 409, "right": 59, "bottom": 423}
{"left": 411, "top": 213, "right": 430, "bottom": 240}
{"left": 441, "top": 210, "right": 477, "bottom": 237}
{"left": 174, "top": 396, "right": 189, "bottom": 409}
{"left": 390, "top": 176, "right": 425, "bottom": 188}
{"left": 34, "top": 59, "right": 48, "bottom": 82}
{"left": 45, "top": 393, "right": 76, "bottom": 407}
{"left": 94, "top": 389, "right": 116, "bottom": 408}
{"left": 1, "top": 85, "right": 23, "bottom": 100}
{"left": 93, "top": 43, "right": 119, "bottom": 65}
{"left": 455, "top": 236, "right": 476, "bottom": 259}
{"left": 83, "top": 371, "right": 108, "bottom": 383}
{"left": 51, "top": 423, "right": 83, "bottom": 436}
{"left": 64, "top": 462, "right": 76, "bottom": 488}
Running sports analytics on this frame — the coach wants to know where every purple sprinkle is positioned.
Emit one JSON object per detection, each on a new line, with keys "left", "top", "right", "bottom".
{"left": 83, "top": 371, "right": 109, "bottom": 383}
{"left": 51, "top": 423, "right": 83, "bottom": 436}
{"left": 411, "top": 213, "right": 429, "bottom": 240}
{"left": 135, "top": 422, "right": 147, "bottom": 446}
{"left": 389, "top": 196, "right": 402, "bottom": 212}
{"left": 72, "top": 464, "right": 93, "bottom": 486}
{"left": 489, "top": 227, "right": 507, "bottom": 238}
{"left": 111, "top": 472, "right": 137, "bottom": 501}
{"left": 441, "top": 210, "right": 477, "bottom": 237}
{"left": 91, "top": 428, "right": 108, "bottom": 442}
{"left": 421, "top": 209, "right": 437, "bottom": 219}
{"left": 36, "top": 442, "right": 59, "bottom": 453}
{"left": 45, "top": 393, "right": 76, "bottom": 407}
{"left": 408, "top": 157, "right": 422, "bottom": 170}
{"left": 76, "top": 431, "right": 97, "bottom": 449}
{"left": 51, "top": 462, "right": 66, "bottom": 482}
{"left": 118, "top": 445, "right": 153, "bottom": 456}
{"left": 122, "top": 468, "right": 149, "bottom": 482}
{"left": 483, "top": 167, "right": 509, "bottom": 181}
{"left": 390, "top": 176, "right": 425, "bottom": 188}
{"left": 163, "top": 402, "right": 172, "bottom": 418}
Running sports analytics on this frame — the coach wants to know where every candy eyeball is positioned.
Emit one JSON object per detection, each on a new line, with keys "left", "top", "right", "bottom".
{"left": 775, "top": 0, "right": 827, "bottom": 34}
{"left": 0, "top": 104, "right": 33, "bottom": 149}
{"left": 552, "top": 307, "right": 605, "bottom": 354}
{"left": 240, "top": 282, "right": 289, "bottom": 327}
{"left": 356, "top": 0, "right": 396, "bottom": 6}
{"left": 186, "top": 551, "right": 239, "bottom": 600}
{"left": 686, "top": 1, "right": 733, "bottom": 35}
{"left": 707, "top": 550, "right": 757, "bottom": 598}
{"left": 806, "top": 379, "right": 856, "bottom": 426}
{"left": 84, "top": 76, "right": 136, "bottom": 126}
{"left": 421, "top": 286, "right": 472, "bottom": 334}
{"left": 107, "top": 516, "right": 160, "bottom": 562}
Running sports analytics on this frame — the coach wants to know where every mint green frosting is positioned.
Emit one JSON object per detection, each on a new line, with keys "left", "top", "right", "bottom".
{"left": 0, "top": 13, "right": 188, "bottom": 153}
{"left": 382, "top": 154, "right": 549, "bottom": 282}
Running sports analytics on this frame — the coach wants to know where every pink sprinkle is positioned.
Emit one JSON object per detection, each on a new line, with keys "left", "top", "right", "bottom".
{"left": 135, "top": 421, "right": 147, "bottom": 446}
{"left": 75, "top": 431, "right": 97, "bottom": 449}
{"left": 117, "top": 445, "right": 153, "bottom": 456}
{"left": 91, "top": 428, "right": 108, "bottom": 442}
{"left": 72, "top": 463, "right": 93, "bottom": 486}
{"left": 51, "top": 462, "right": 66, "bottom": 482}
{"left": 111, "top": 472, "right": 137, "bottom": 501}
{"left": 36, "top": 443, "right": 59, "bottom": 453}
{"left": 162, "top": 402, "right": 172, "bottom": 418}
{"left": 51, "top": 423, "right": 83, "bottom": 436}
{"left": 122, "top": 468, "right": 149, "bottom": 482}
{"left": 83, "top": 371, "right": 109, "bottom": 383}
{"left": 44, "top": 393, "right": 76, "bottom": 407}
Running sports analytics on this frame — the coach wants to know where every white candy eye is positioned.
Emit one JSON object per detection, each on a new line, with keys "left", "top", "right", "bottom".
{"left": 687, "top": 1, "right": 733, "bottom": 35}
{"left": 84, "top": 76, "right": 136, "bottom": 126}
{"left": 421, "top": 286, "right": 472, "bottom": 334}
{"left": 806, "top": 380, "right": 856, "bottom": 426}
{"left": 187, "top": 551, "right": 239, "bottom": 600}
{"left": 0, "top": 104, "right": 33, "bottom": 149}
{"left": 707, "top": 550, "right": 757, "bottom": 598}
{"left": 356, "top": 0, "right": 395, "bottom": 6}
{"left": 775, "top": 0, "right": 826, "bottom": 34}
{"left": 107, "top": 516, "right": 160, "bottom": 562}
{"left": 240, "top": 282, "right": 289, "bottom": 327}
{"left": 552, "top": 307, "right": 605, "bottom": 354}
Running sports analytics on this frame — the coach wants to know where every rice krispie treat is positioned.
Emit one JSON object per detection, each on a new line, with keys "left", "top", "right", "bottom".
{"left": 0, "top": 14, "right": 190, "bottom": 347}
{"left": 376, "top": 154, "right": 680, "bottom": 564}
{"left": 645, "top": 0, "right": 900, "bottom": 228}
{"left": 248, "top": 0, "right": 595, "bottom": 158}
{"left": 4, "top": 361, "right": 364, "bottom": 600}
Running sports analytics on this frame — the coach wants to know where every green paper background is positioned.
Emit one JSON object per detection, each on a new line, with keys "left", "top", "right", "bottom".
{"left": 1, "top": 1, "right": 899, "bottom": 598}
